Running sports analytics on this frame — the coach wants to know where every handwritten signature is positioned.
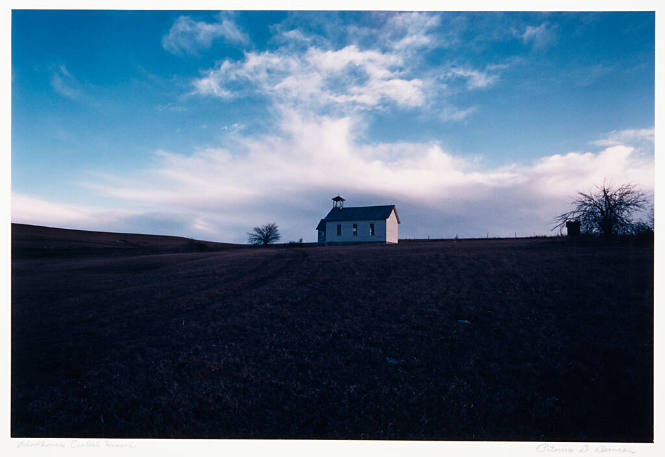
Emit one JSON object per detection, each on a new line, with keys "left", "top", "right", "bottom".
{"left": 537, "top": 443, "right": 636, "bottom": 454}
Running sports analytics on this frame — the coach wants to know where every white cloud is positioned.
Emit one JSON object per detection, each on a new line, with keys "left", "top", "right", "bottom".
{"left": 162, "top": 14, "right": 249, "bottom": 56}
{"left": 51, "top": 65, "right": 82, "bottom": 100}
{"left": 383, "top": 12, "right": 441, "bottom": 51}
{"left": 441, "top": 105, "right": 477, "bottom": 121}
{"left": 276, "top": 28, "right": 312, "bottom": 46}
{"left": 221, "top": 122, "right": 246, "bottom": 134}
{"left": 572, "top": 64, "right": 612, "bottom": 87}
{"left": 443, "top": 67, "right": 501, "bottom": 89}
{"left": 49, "top": 64, "right": 103, "bottom": 107}
{"left": 524, "top": 145, "right": 653, "bottom": 198}
{"left": 192, "top": 45, "right": 426, "bottom": 110}
{"left": 592, "top": 128, "right": 654, "bottom": 148}
{"left": 520, "top": 22, "right": 557, "bottom": 49}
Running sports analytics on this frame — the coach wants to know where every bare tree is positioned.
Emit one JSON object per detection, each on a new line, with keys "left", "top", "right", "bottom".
{"left": 553, "top": 183, "right": 648, "bottom": 237}
{"left": 248, "top": 223, "right": 281, "bottom": 246}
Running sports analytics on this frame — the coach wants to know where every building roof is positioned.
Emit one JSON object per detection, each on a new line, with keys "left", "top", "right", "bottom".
{"left": 316, "top": 205, "right": 400, "bottom": 230}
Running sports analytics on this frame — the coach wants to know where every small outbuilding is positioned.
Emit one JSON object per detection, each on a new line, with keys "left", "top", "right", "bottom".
{"left": 316, "top": 196, "right": 400, "bottom": 246}
{"left": 566, "top": 220, "right": 581, "bottom": 237}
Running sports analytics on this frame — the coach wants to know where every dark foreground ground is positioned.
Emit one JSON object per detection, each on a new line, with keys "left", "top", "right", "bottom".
{"left": 11, "top": 224, "right": 653, "bottom": 441}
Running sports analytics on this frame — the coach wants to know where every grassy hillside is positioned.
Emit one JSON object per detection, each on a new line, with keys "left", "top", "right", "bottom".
{"left": 11, "top": 225, "right": 653, "bottom": 440}
{"left": 11, "top": 223, "right": 240, "bottom": 258}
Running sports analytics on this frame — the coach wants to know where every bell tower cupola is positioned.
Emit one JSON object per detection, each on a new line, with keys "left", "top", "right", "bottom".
{"left": 332, "top": 195, "right": 345, "bottom": 210}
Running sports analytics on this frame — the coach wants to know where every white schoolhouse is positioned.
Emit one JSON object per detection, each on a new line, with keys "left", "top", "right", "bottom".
{"left": 316, "top": 196, "right": 400, "bottom": 246}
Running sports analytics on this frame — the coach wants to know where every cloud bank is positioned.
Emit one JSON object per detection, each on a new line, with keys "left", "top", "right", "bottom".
{"left": 12, "top": 120, "right": 654, "bottom": 242}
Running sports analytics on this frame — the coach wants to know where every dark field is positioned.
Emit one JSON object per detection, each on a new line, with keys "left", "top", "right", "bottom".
{"left": 11, "top": 224, "right": 653, "bottom": 441}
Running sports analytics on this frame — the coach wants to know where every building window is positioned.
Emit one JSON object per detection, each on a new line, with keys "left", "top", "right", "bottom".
{"left": 353, "top": 224, "right": 358, "bottom": 236}
{"left": 369, "top": 223, "right": 375, "bottom": 236}
{"left": 337, "top": 224, "right": 342, "bottom": 236}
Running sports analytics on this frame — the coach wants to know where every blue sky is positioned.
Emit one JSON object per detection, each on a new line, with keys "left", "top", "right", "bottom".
{"left": 11, "top": 10, "right": 655, "bottom": 242}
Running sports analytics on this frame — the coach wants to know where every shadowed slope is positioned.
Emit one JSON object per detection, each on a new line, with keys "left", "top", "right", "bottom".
{"left": 11, "top": 223, "right": 241, "bottom": 258}
{"left": 11, "top": 228, "right": 653, "bottom": 441}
